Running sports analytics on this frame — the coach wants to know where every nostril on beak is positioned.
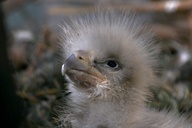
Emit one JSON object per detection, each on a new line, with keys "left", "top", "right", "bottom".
{"left": 74, "top": 50, "right": 89, "bottom": 61}
{"left": 78, "top": 56, "right": 84, "bottom": 60}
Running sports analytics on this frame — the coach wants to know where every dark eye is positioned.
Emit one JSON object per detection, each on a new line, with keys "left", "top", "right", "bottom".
{"left": 106, "top": 60, "right": 118, "bottom": 68}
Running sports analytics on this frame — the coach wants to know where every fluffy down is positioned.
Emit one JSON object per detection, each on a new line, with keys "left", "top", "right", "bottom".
{"left": 59, "top": 8, "right": 192, "bottom": 128}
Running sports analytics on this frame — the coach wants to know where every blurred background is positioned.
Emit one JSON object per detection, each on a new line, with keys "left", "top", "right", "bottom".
{"left": 1, "top": 0, "right": 192, "bottom": 127}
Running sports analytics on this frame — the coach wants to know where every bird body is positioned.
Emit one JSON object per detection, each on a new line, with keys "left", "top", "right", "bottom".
{"left": 59, "top": 8, "right": 192, "bottom": 128}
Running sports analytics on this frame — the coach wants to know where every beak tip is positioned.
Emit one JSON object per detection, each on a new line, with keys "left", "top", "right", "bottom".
{"left": 61, "top": 64, "right": 65, "bottom": 76}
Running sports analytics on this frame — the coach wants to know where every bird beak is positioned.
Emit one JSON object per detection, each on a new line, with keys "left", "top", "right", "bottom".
{"left": 61, "top": 50, "right": 106, "bottom": 87}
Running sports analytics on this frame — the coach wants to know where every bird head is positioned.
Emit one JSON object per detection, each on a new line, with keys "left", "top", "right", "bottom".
{"left": 61, "top": 10, "right": 158, "bottom": 100}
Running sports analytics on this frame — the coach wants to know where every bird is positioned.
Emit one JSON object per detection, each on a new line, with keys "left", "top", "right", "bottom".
{"left": 59, "top": 7, "right": 192, "bottom": 128}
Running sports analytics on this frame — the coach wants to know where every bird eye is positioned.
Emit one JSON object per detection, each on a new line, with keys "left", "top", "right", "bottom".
{"left": 106, "top": 60, "right": 118, "bottom": 68}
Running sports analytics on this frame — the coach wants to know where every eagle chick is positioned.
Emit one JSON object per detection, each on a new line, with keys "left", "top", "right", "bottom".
{"left": 60, "top": 8, "right": 191, "bottom": 128}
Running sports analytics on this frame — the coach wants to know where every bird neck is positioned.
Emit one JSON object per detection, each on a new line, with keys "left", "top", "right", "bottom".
{"left": 66, "top": 85, "right": 146, "bottom": 128}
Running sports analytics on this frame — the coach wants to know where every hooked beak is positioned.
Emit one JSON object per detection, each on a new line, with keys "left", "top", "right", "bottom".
{"left": 61, "top": 50, "right": 106, "bottom": 87}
